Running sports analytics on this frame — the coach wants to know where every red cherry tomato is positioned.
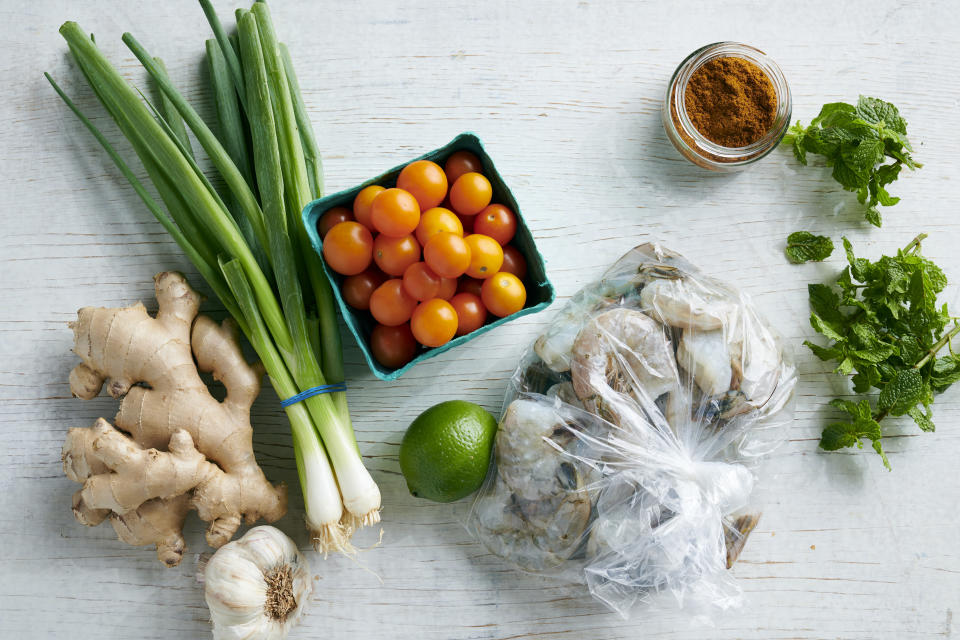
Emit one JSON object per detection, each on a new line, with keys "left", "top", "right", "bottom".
{"left": 402, "top": 262, "right": 441, "bottom": 301}
{"left": 370, "top": 323, "right": 417, "bottom": 369}
{"left": 322, "top": 221, "right": 373, "bottom": 276}
{"left": 397, "top": 160, "right": 448, "bottom": 211}
{"left": 481, "top": 272, "right": 526, "bottom": 317}
{"left": 457, "top": 277, "right": 484, "bottom": 298}
{"left": 369, "top": 279, "right": 418, "bottom": 326}
{"left": 463, "top": 234, "right": 504, "bottom": 279}
{"left": 450, "top": 292, "right": 487, "bottom": 336}
{"left": 318, "top": 206, "right": 353, "bottom": 238}
{"left": 437, "top": 276, "right": 458, "bottom": 300}
{"left": 444, "top": 150, "right": 483, "bottom": 185}
{"left": 373, "top": 234, "right": 420, "bottom": 276}
{"left": 473, "top": 204, "right": 517, "bottom": 245}
{"left": 423, "top": 232, "right": 471, "bottom": 278}
{"left": 500, "top": 245, "right": 528, "bottom": 280}
{"left": 410, "top": 298, "right": 458, "bottom": 347}
{"left": 353, "top": 185, "right": 385, "bottom": 230}
{"left": 341, "top": 268, "right": 387, "bottom": 310}
{"left": 415, "top": 207, "right": 463, "bottom": 247}
{"left": 371, "top": 188, "right": 421, "bottom": 237}
{"left": 449, "top": 172, "right": 492, "bottom": 216}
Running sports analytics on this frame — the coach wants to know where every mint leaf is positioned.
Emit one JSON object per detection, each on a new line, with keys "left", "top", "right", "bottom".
{"left": 907, "top": 406, "right": 935, "bottom": 433}
{"left": 842, "top": 138, "right": 885, "bottom": 174}
{"left": 786, "top": 232, "right": 835, "bottom": 264}
{"left": 856, "top": 96, "right": 907, "bottom": 134}
{"left": 808, "top": 283, "right": 841, "bottom": 321}
{"left": 820, "top": 416, "right": 883, "bottom": 452}
{"left": 810, "top": 312, "right": 845, "bottom": 342}
{"left": 805, "top": 340, "right": 841, "bottom": 361}
{"left": 783, "top": 97, "right": 918, "bottom": 224}
{"left": 878, "top": 368, "right": 924, "bottom": 416}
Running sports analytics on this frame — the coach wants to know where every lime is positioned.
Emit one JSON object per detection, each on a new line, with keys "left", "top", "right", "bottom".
{"left": 399, "top": 400, "right": 498, "bottom": 503}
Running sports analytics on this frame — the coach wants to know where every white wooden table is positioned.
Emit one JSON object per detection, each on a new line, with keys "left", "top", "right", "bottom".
{"left": 2, "top": 1, "right": 959, "bottom": 638}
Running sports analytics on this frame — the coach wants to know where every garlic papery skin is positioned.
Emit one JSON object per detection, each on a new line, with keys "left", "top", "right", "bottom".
{"left": 204, "top": 526, "right": 312, "bottom": 640}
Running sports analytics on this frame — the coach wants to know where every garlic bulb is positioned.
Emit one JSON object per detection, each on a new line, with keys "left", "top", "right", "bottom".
{"left": 204, "top": 526, "right": 312, "bottom": 640}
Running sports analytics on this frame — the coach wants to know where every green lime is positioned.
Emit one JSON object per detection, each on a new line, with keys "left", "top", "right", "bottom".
{"left": 399, "top": 400, "right": 498, "bottom": 503}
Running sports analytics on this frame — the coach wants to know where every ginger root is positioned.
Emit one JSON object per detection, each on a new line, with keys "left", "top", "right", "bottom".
{"left": 62, "top": 271, "right": 287, "bottom": 567}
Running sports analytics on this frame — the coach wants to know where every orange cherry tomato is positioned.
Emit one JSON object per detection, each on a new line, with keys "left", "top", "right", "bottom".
{"left": 473, "top": 204, "right": 517, "bottom": 245}
{"left": 370, "top": 322, "right": 417, "bottom": 369}
{"left": 415, "top": 207, "right": 463, "bottom": 246}
{"left": 397, "top": 160, "right": 448, "bottom": 211}
{"left": 481, "top": 272, "right": 526, "bottom": 317}
{"left": 371, "top": 188, "right": 421, "bottom": 237}
{"left": 410, "top": 298, "right": 458, "bottom": 347}
{"left": 323, "top": 221, "right": 373, "bottom": 276}
{"left": 463, "top": 234, "right": 504, "bottom": 279}
{"left": 369, "top": 279, "right": 418, "bottom": 326}
{"left": 423, "top": 232, "right": 472, "bottom": 278}
{"left": 444, "top": 150, "right": 483, "bottom": 185}
{"left": 500, "top": 245, "right": 528, "bottom": 280}
{"left": 341, "top": 268, "right": 386, "bottom": 310}
{"left": 318, "top": 206, "right": 354, "bottom": 238}
{"left": 402, "top": 262, "right": 441, "bottom": 301}
{"left": 373, "top": 234, "right": 420, "bottom": 276}
{"left": 450, "top": 292, "right": 487, "bottom": 336}
{"left": 457, "top": 277, "right": 484, "bottom": 297}
{"left": 449, "top": 172, "right": 492, "bottom": 216}
{"left": 353, "top": 185, "right": 385, "bottom": 230}
{"left": 437, "top": 276, "right": 458, "bottom": 300}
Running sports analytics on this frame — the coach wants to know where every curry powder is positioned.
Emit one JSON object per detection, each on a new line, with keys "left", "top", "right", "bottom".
{"left": 683, "top": 57, "right": 777, "bottom": 147}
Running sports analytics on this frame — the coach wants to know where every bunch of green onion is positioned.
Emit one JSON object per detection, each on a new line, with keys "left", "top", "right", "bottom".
{"left": 46, "top": 0, "right": 380, "bottom": 553}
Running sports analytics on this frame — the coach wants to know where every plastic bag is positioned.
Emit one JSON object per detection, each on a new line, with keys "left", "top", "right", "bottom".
{"left": 468, "top": 243, "right": 797, "bottom": 619}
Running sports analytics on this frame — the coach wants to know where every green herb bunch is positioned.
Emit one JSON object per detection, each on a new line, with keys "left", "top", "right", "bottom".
{"left": 806, "top": 235, "right": 960, "bottom": 468}
{"left": 785, "top": 96, "right": 920, "bottom": 227}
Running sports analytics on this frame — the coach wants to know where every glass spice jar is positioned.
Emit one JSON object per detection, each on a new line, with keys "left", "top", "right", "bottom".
{"left": 662, "top": 42, "right": 791, "bottom": 172}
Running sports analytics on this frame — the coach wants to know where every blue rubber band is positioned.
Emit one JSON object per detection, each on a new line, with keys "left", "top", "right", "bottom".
{"left": 280, "top": 382, "right": 347, "bottom": 408}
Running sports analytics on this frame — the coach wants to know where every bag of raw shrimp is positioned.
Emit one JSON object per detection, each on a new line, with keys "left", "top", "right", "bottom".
{"left": 468, "top": 243, "right": 797, "bottom": 619}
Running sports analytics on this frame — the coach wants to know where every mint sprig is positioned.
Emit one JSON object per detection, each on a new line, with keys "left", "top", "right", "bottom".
{"left": 785, "top": 231, "right": 834, "bottom": 264}
{"left": 784, "top": 96, "right": 921, "bottom": 227}
{"left": 805, "top": 234, "right": 959, "bottom": 469}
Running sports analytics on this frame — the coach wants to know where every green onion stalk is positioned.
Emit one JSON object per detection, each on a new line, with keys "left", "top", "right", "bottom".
{"left": 47, "top": 1, "right": 380, "bottom": 552}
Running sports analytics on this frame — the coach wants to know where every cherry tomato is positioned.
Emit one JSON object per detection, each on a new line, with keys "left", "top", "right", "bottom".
{"left": 458, "top": 213, "right": 475, "bottom": 234}
{"left": 397, "top": 160, "right": 448, "bottom": 211}
{"left": 410, "top": 298, "right": 458, "bottom": 347}
{"left": 473, "top": 204, "right": 517, "bottom": 245}
{"left": 423, "top": 232, "right": 471, "bottom": 278}
{"left": 415, "top": 207, "right": 463, "bottom": 246}
{"left": 370, "top": 322, "right": 417, "bottom": 369}
{"left": 450, "top": 292, "right": 487, "bottom": 336}
{"left": 353, "top": 185, "right": 385, "bottom": 230}
{"left": 373, "top": 234, "right": 420, "bottom": 276}
{"left": 463, "top": 234, "right": 504, "bottom": 279}
{"left": 322, "top": 221, "right": 373, "bottom": 276}
{"left": 369, "top": 279, "right": 418, "bottom": 326}
{"left": 449, "top": 172, "right": 492, "bottom": 216}
{"left": 318, "top": 206, "right": 353, "bottom": 238}
{"left": 444, "top": 150, "right": 483, "bottom": 185}
{"left": 500, "top": 245, "right": 528, "bottom": 280}
{"left": 437, "top": 276, "right": 458, "bottom": 300}
{"left": 402, "top": 262, "right": 441, "bottom": 301}
{"left": 457, "top": 277, "right": 484, "bottom": 297}
{"left": 371, "top": 188, "right": 420, "bottom": 237}
{"left": 341, "top": 268, "right": 387, "bottom": 310}
{"left": 481, "top": 272, "right": 526, "bottom": 317}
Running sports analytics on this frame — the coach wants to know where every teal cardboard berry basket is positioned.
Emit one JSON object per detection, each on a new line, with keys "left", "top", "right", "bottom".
{"left": 302, "top": 132, "right": 555, "bottom": 381}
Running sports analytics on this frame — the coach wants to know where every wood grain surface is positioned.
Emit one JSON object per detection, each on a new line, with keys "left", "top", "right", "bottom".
{"left": 1, "top": 1, "right": 958, "bottom": 638}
